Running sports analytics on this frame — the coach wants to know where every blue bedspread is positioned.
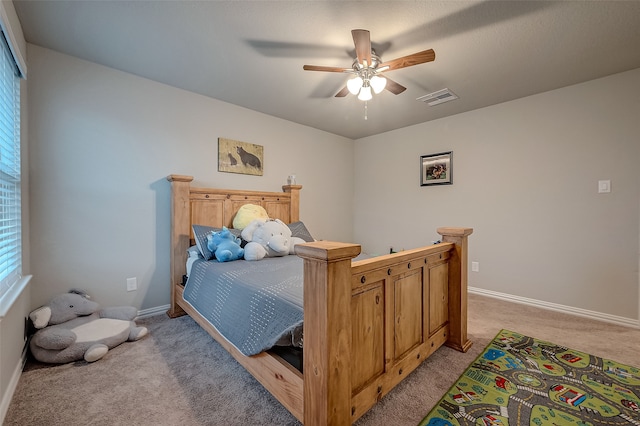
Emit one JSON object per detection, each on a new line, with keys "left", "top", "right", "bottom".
{"left": 182, "top": 255, "right": 304, "bottom": 356}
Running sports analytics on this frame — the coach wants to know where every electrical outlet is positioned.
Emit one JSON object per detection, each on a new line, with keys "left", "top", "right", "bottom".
{"left": 471, "top": 262, "right": 479, "bottom": 272}
{"left": 598, "top": 180, "right": 611, "bottom": 193}
{"left": 126, "top": 277, "right": 137, "bottom": 292}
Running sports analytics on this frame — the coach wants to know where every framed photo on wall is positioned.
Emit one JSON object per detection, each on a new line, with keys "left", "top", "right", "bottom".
{"left": 420, "top": 151, "right": 452, "bottom": 186}
{"left": 218, "top": 138, "right": 264, "bottom": 176}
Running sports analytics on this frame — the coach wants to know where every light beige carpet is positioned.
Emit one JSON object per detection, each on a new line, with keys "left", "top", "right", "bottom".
{"left": 5, "top": 294, "right": 639, "bottom": 425}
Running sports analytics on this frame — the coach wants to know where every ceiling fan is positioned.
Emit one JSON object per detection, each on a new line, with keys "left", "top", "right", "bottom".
{"left": 303, "top": 29, "right": 435, "bottom": 101}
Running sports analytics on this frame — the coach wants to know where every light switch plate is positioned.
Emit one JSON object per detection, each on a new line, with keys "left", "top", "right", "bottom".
{"left": 126, "top": 277, "right": 137, "bottom": 292}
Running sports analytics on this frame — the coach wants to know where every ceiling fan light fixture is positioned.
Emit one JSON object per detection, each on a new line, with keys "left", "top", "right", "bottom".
{"left": 358, "top": 85, "right": 372, "bottom": 101}
{"left": 370, "top": 75, "right": 387, "bottom": 94}
{"left": 303, "top": 29, "right": 436, "bottom": 103}
{"left": 347, "top": 76, "right": 363, "bottom": 95}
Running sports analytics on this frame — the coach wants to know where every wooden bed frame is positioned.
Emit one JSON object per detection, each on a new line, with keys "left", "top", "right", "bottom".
{"left": 167, "top": 174, "right": 473, "bottom": 425}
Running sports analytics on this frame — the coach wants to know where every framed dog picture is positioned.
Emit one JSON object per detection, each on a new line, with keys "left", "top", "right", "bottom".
{"left": 420, "top": 151, "right": 452, "bottom": 186}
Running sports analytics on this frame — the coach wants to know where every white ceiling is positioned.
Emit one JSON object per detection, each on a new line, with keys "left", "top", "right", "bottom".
{"left": 13, "top": 0, "right": 640, "bottom": 139}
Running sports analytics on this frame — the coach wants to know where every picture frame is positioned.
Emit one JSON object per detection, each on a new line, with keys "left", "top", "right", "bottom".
{"left": 218, "top": 138, "right": 264, "bottom": 176}
{"left": 420, "top": 151, "right": 452, "bottom": 186}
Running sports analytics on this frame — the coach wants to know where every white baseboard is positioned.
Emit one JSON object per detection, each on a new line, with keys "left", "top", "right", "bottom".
{"left": 469, "top": 286, "right": 640, "bottom": 329}
{"left": 138, "top": 292, "right": 640, "bottom": 329}
{"left": 0, "top": 344, "right": 27, "bottom": 424}
{"left": 137, "top": 304, "right": 171, "bottom": 319}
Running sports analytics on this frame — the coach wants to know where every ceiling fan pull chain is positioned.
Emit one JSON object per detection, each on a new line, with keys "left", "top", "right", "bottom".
{"left": 364, "top": 102, "right": 368, "bottom": 120}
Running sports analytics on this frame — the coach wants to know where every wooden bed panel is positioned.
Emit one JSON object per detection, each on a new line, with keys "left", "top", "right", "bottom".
{"left": 263, "top": 200, "right": 291, "bottom": 222}
{"left": 429, "top": 263, "right": 449, "bottom": 335}
{"left": 191, "top": 199, "right": 225, "bottom": 230}
{"left": 190, "top": 189, "right": 299, "bottom": 229}
{"left": 394, "top": 269, "right": 423, "bottom": 359}
{"left": 351, "top": 285, "right": 384, "bottom": 393}
{"left": 167, "top": 174, "right": 473, "bottom": 426}
{"left": 347, "top": 244, "right": 459, "bottom": 420}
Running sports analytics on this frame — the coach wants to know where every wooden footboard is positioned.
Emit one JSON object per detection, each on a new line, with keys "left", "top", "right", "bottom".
{"left": 296, "top": 228, "right": 472, "bottom": 424}
{"left": 166, "top": 175, "right": 472, "bottom": 425}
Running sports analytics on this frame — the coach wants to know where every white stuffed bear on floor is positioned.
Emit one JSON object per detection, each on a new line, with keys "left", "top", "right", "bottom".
{"left": 29, "top": 290, "right": 148, "bottom": 364}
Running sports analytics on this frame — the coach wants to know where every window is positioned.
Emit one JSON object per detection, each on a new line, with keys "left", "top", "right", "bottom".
{"left": 0, "top": 31, "right": 21, "bottom": 300}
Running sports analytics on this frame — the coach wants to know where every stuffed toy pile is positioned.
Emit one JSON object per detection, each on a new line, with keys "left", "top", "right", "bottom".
{"left": 200, "top": 203, "right": 308, "bottom": 261}
{"left": 29, "top": 290, "right": 148, "bottom": 364}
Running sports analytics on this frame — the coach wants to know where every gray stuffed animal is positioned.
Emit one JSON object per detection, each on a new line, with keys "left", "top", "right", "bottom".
{"left": 241, "top": 218, "right": 306, "bottom": 261}
{"left": 29, "top": 290, "right": 148, "bottom": 363}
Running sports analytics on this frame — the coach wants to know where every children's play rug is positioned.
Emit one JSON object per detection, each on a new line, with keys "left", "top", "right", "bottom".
{"left": 420, "top": 329, "right": 640, "bottom": 426}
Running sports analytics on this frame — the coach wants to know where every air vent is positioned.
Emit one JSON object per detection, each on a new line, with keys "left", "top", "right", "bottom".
{"left": 416, "top": 88, "right": 458, "bottom": 106}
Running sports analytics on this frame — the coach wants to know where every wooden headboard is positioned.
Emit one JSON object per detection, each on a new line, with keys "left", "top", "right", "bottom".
{"left": 166, "top": 174, "right": 302, "bottom": 315}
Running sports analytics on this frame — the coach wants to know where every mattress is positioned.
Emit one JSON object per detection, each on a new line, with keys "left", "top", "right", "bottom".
{"left": 182, "top": 255, "right": 304, "bottom": 356}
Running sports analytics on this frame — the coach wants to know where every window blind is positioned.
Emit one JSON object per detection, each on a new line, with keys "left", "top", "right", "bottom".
{"left": 0, "top": 31, "right": 21, "bottom": 299}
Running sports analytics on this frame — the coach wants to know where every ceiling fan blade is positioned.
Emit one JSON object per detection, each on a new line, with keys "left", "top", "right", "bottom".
{"left": 384, "top": 77, "right": 407, "bottom": 95}
{"left": 335, "top": 86, "right": 349, "bottom": 97}
{"left": 379, "top": 49, "right": 436, "bottom": 71}
{"left": 303, "top": 64, "right": 353, "bottom": 73}
{"left": 352, "top": 29, "right": 372, "bottom": 67}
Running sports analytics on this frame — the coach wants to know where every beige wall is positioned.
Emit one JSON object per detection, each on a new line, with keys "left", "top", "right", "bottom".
{"left": 26, "top": 44, "right": 354, "bottom": 310}
{"left": 27, "top": 45, "right": 640, "bottom": 323}
{"left": 353, "top": 68, "right": 640, "bottom": 322}
{"left": 5, "top": 34, "right": 639, "bottom": 422}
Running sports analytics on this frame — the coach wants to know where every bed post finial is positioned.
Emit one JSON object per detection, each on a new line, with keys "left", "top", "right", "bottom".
{"left": 437, "top": 227, "right": 473, "bottom": 353}
{"left": 282, "top": 184, "right": 302, "bottom": 222}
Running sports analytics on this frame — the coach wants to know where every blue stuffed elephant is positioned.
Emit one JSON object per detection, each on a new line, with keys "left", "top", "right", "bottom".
{"left": 206, "top": 226, "right": 244, "bottom": 262}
